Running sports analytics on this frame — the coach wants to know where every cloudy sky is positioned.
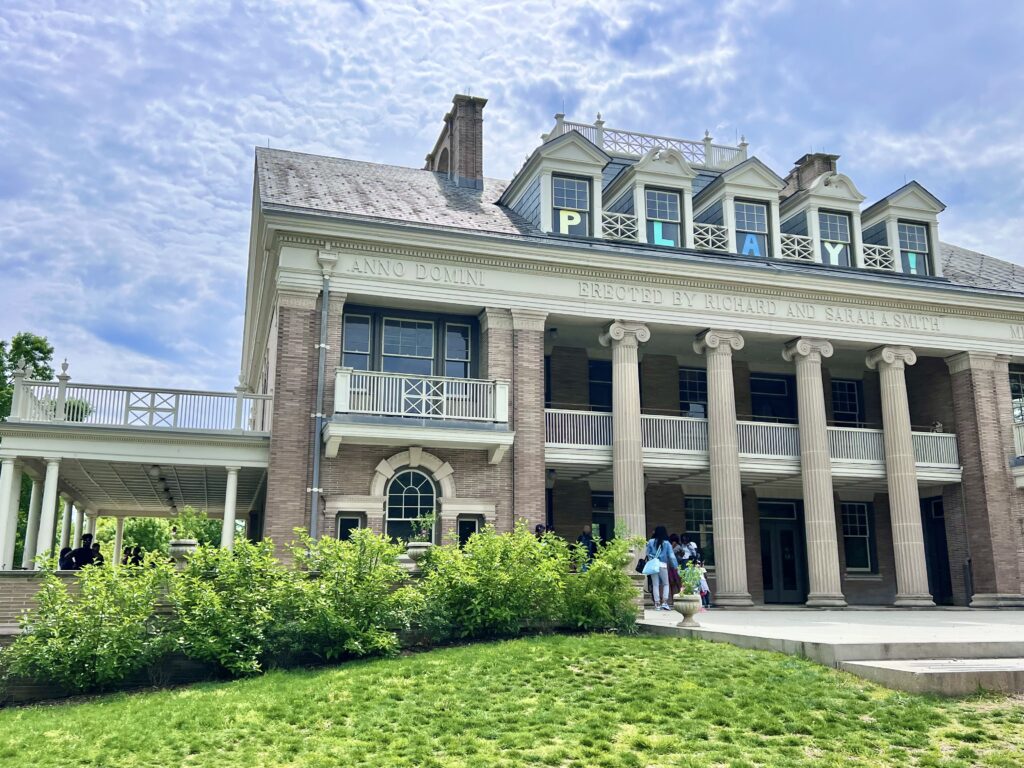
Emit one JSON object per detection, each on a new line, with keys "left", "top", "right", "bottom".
{"left": 1, "top": 1, "right": 1022, "bottom": 390}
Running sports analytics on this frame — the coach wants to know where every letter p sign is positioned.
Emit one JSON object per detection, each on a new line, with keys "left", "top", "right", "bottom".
{"left": 558, "top": 209, "right": 582, "bottom": 234}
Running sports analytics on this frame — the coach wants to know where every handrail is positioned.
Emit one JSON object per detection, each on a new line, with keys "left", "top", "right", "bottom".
{"left": 336, "top": 368, "right": 508, "bottom": 423}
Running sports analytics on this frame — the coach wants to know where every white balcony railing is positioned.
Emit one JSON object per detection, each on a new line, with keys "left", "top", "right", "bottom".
{"left": 641, "top": 414, "right": 708, "bottom": 452}
{"left": 780, "top": 233, "right": 815, "bottom": 262}
{"left": 693, "top": 222, "right": 729, "bottom": 251}
{"left": 545, "top": 409, "right": 612, "bottom": 446}
{"left": 1015, "top": 422, "right": 1024, "bottom": 457}
{"left": 911, "top": 432, "right": 960, "bottom": 466}
{"left": 11, "top": 377, "right": 270, "bottom": 433}
{"left": 828, "top": 426, "right": 885, "bottom": 462}
{"left": 737, "top": 420, "right": 801, "bottom": 457}
{"left": 602, "top": 212, "right": 639, "bottom": 241}
{"left": 335, "top": 368, "right": 509, "bottom": 423}
{"left": 862, "top": 243, "right": 896, "bottom": 271}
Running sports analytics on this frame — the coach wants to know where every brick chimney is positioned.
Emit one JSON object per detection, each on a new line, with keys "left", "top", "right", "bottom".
{"left": 424, "top": 94, "right": 487, "bottom": 190}
{"left": 781, "top": 152, "right": 839, "bottom": 198}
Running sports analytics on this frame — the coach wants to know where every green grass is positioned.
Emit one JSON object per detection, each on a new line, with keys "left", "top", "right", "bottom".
{"left": 1, "top": 635, "right": 1022, "bottom": 767}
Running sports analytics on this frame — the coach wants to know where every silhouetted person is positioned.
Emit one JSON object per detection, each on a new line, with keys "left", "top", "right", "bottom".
{"left": 58, "top": 547, "right": 74, "bottom": 570}
{"left": 70, "top": 533, "right": 95, "bottom": 569}
{"left": 576, "top": 525, "right": 597, "bottom": 562}
{"left": 91, "top": 542, "right": 104, "bottom": 566}
{"left": 534, "top": 524, "right": 545, "bottom": 539}
{"left": 130, "top": 545, "right": 143, "bottom": 566}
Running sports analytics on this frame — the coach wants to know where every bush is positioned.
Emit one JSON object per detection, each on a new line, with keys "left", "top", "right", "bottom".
{"left": 562, "top": 537, "right": 639, "bottom": 633}
{"left": 419, "top": 524, "right": 568, "bottom": 641}
{"left": 289, "top": 530, "right": 422, "bottom": 660}
{"left": 0, "top": 556, "right": 173, "bottom": 691}
{"left": 168, "top": 540, "right": 292, "bottom": 677}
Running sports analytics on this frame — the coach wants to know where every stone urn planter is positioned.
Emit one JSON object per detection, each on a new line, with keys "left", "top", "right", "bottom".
{"left": 168, "top": 539, "right": 198, "bottom": 569}
{"left": 405, "top": 540, "right": 433, "bottom": 564}
{"left": 674, "top": 592, "right": 702, "bottom": 627}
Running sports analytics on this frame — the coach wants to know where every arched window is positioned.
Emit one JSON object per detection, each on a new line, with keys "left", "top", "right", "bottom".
{"left": 386, "top": 469, "right": 436, "bottom": 541}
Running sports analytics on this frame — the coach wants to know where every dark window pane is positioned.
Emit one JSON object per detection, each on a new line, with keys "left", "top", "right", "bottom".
{"left": 822, "top": 241, "right": 850, "bottom": 266}
{"left": 445, "top": 361, "right": 469, "bottom": 378}
{"left": 343, "top": 352, "right": 369, "bottom": 371}
{"left": 646, "top": 219, "right": 680, "bottom": 247}
{"left": 343, "top": 315, "right": 371, "bottom": 354}
{"left": 844, "top": 538, "right": 870, "bottom": 570}
{"left": 382, "top": 356, "right": 433, "bottom": 376}
{"left": 445, "top": 324, "right": 470, "bottom": 361}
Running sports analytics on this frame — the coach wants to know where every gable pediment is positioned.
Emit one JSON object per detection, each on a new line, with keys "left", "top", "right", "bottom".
{"left": 886, "top": 181, "right": 946, "bottom": 214}
{"left": 806, "top": 172, "right": 865, "bottom": 204}
{"left": 537, "top": 130, "right": 610, "bottom": 167}
{"left": 721, "top": 157, "right": 785, "bottom": 192}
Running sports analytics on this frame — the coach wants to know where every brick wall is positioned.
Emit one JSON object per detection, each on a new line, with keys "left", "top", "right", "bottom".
{"left": 511, "top": 312, "right": 547, "bottom": 529}
{"left": 549, "top": 480, "right": 592, "bottom": 540}
{"left": 641, "top": 356, "right": 680, "bottom": 416}
{"left": 941, "top": 484, "right": 970, "bottom": 606}
{"left": 644, "top": 483, "right": 684, "bottom": 536}
{"left": 733, "top": 361, "right": 752, "bottom": 419}
{"left": 906, "top": 356, "right": 956, "bottom": 430}
{"left": 548, "top": 346, "right": 589, "bottom": 409}
{"left": 0, "top": 572, "right": 77, "bottom": 626}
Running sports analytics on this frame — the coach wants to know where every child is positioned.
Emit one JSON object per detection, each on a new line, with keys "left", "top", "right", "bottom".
{"left": 697, "top": 559, "right": 711, "bottom": 609}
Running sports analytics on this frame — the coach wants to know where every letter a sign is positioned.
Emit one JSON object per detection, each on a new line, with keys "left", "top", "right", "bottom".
{"left": 740, "top": 233, "right": 762, "bottom": 257}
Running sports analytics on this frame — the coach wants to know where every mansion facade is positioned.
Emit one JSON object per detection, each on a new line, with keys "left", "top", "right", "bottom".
{"left": 2, "top": 95, "right": 1024, "bottom": 608}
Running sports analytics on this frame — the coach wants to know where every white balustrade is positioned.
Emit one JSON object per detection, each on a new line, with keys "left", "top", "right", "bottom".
{"left": 911, "top": 432, "right": 960, "bottom": 467}
{"left": 736, "top": 421, "right": 801, "bottom": 458}
{"left": 336, "top": 369, "right": 505, "bottom": 422}
{"left": 640, "top": 415, "right": 707, "bottom": 452}
{"left": 14, "top": 380, "right": 271, "bottom": 433}
{"left": 545, "top": 409, "right": 612, "bottom": 446}
{"left": 693, "top": 222, "right": 729, "bottom": 251}
{"left": 780, "top": 233, "right": 815, "bottom": 262}
{"left": 1014, "top": 422, "right": 1024, "bottom": 457}
{"left": 602, "top": 212, "right": 639, "bottom": 241}
{"left": 862, "top": 243, "right": 896, "bottom": 270}
{"left": 828, "top": 426, "right": 885, "bottom": 462}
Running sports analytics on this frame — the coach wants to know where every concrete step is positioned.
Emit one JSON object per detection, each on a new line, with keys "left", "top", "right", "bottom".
{"left": 840, "top": 658, "right": 1024, "bottom": 696}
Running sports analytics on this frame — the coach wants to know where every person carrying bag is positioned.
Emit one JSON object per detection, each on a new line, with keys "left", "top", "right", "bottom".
{"left": 644, "top": 526, "right": 678, "bottom": 611}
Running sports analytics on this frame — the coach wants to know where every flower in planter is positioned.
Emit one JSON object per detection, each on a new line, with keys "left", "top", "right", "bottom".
{"left": 409, "top": 513, "right": 436, "bottom": 543}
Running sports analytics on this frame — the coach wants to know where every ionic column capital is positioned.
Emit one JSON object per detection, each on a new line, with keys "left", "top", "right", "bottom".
{"left": 509, "top": 308, "right": 548, "bottom": 332}
{"left": 693, "top": 328, "right": 744, "bottom": 356}
{"left": 866, "top": 345, "right": 917, "bottom": 370}
{"left": 782, "top": 337, "right": 833, "bottom": 363}
{"left": 599, "top": 320, "right": 650, "bottom": 349}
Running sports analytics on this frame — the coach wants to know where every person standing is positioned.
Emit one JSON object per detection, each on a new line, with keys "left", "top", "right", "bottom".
{"left": 645, "top": 526, "right": 678, "bottom": 611}
{"left": 576, "top": 525, "right": 597, "bottom": 571}
{"left": 70, "top": 533, "right": 95, "bottom": 569}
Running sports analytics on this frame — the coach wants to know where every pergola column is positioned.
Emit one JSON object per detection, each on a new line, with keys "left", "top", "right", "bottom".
{"left": 867, "top": 345, "right": 933, "bottom": 606}
{"left": 221, "top": 466, "right": 241, "bottom": 550}
{"left": 36, "top": 459, "right": 61, "bottom": 566}
{"left": 72, "top": 504, "right": 84, "bottom": 549}
{"left": 694, "top": 329, "right": 752, "bottom": 606}
{"left": 86, "top": 511, "right": 98, "bottom": 537}
{"left": 783, "top": 338, "right": 846, "bottom": 606}
{"left": 59, "top": 494, "right": 72, "bottom": 550}
{"left": 113, "top": 518, "right": 125, "bottom": 564}
{"left": 599, "top": 321, "right": 650, "bottom": 541}
{"left": 0, "top": 457, "right": 22, "bottom": 570}
{"left": 20, "top": 478, "right": 43, "bottom": 569}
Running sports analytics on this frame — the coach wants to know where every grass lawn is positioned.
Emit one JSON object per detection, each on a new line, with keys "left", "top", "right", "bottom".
{"left": 1, "top": 635, "right": 1022, "bottom": 767}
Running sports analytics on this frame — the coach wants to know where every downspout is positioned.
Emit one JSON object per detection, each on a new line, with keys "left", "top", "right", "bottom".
{"left": 310, "top": 250, "right": 338, "bottom": 540}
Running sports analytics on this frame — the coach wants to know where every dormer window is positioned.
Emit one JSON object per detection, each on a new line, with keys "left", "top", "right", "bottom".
{"left": 645, "top": 188, "right": 681, "bottom": 246}
{"left": 898, "top": 221, "right": 930, "bottom": 275}
{"left": 552, "top": 174, "right": 591, "bottom": 237}
{"left": 735, "top": 200, "right": 768, "bottom": 257}
{"left": 819, "top": 210, "right": 852, "bottom": 266}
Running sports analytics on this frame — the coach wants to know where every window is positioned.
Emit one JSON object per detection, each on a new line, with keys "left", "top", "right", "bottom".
{"left": 679, "top": 367, "right": 708, "bottom": 418}
{"left": 750, "top": 374, "right": 797, "bottom": 423}
{"left": 336, "top": 516, "right": 362, "bottom": 541}
{"left": 759, "top": 500, "right": 798, "bottom": 520}
{"left": 735, "top": 200, "right": 769, "bottom": 258}
{"left": 386, "top": 469, "right": 436, "bottom": 542}
{"left": 831, "top": 379, "right": 864, "bottom": 426}
{"left": 589, "top": 360, "right": 613, "bottom": 412}
{"left": 645, "top": 188, "right": 681, "bottom": 247}
{"left": 382, "top": 319, "right": 434, "bottom": 376}
{"left": 457, "top": 518, "right": 479, "bottom": 547}
{"left": 841, "top": 502, "right": 873, "bottom": 572}
{"left": 684, "top": 496, "right": 714, "bottom": 566}
{"left": 819, "top": 210, "right": 851, "bottom": 267}
{"left": 342, "top": 314, "right": 371, "bottom": 370}
{"left": 898, "top": 221, "right": 930, "bottom": 275}
{"left": 552, "top": 175, "right": 590, "bottom": 237}
{"left": 444, "top": 323, "right": 471, "bottom": 378}
{"left": 1010, "top": 369, "right": 1024, "bottom": 424}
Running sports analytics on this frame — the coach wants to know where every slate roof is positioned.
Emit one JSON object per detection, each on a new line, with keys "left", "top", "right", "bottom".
{"left": 256, "top": 147, "right": 1024, "bottom": 297}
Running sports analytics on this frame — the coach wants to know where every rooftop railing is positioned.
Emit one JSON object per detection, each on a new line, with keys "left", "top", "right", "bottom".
{"left": 545, "top": 114, "right": 748, "bottom": 170}
{"left": 335, "top": 368, "right": 509, "bottom": 423}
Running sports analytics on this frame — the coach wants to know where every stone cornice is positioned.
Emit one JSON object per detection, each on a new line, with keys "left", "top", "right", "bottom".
{"left": 479, "top": 307, "right": 514, "bottom": 332}
{"left": 945, "top": 350, "right": 1000, "bottom": 375}
{"left": 866, "top": 345, "right": 917, "bottom": 370}
{"left": 782, "top": 337, "right": 834, "bottom": 363}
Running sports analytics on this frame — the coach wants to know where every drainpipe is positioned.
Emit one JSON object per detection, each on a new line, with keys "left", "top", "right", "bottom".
{"left": 309, "top": 250, "right": 338, "bottom": 540}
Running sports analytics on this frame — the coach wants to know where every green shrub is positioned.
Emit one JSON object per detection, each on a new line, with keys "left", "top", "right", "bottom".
{"left": 0, "top": 556, "right": 173, "bottom": 691}
{"left": 289, "top": 530, "right": 422, "bottom": 660}
{"left": 419, "top": 524, "right": 568, "bottom": 641}
{"left": 562, "top": 537, "right": 638, "bottom": 633}
{"left": 168, "top": 540, "right": 292, "bottom": 677}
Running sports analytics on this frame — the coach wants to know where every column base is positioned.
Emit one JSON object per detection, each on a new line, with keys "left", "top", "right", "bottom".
{"left": 805, "top": 593, "right": 847, "bottom": 608}
{"left": 893, "top": 594, "right": 935, "bottom": 608}
{"left": 969, "top": 593, "right": 1024, "bottom": 608}
{"left": 715, "top": 592, "right": 754, "bottom": 607}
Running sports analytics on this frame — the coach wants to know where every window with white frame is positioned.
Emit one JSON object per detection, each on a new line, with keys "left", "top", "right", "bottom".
{"left": 336, "top": 516, "right": 362, "bottom": 541}
{"left": 679, "top": 367, "right": 708, "bottom": 418}
{"left": 342, "top": 314, "right": 371, "bottom": 370}
{"left": 841, "top": 502, "right": 873, "bottom": 572}
{"left": 382, "top": 319, "right": 434, "bottom": 376}
{"left": 898, "top": 221, "right": 930, "bottom": 275}
{"left": 645, "top": 188, "right": 681, "bottom": 247}
{"left": 386, "top": 469, "right": 436, "bottom": 542}
{"left": 444, "top": 323, "right": 471, "bottom": 378}
{"left": 831, "top": 379, "right": 863, "bottom": 426}
{"left": 735, "top": 200, "right": 769, "bottom": 258}
{"left": 684, "top": 496, "right": 714, "bottom": 566}
{"left": 552, "top": 175, "right": 590, "bottom": 237}
{"left": 1010, "top": 369, "right": 1024, "bottom": 424}
{"left": 819, "top": 210, "right": 852, "bottom": 267}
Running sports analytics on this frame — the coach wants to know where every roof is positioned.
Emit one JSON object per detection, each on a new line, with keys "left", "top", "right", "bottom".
{"left": 256, "top": 147, "right": 1024, "bottom": 297}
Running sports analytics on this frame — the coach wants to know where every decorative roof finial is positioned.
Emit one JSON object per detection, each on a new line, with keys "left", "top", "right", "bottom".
{"left": 61, "top": 359, "right": 69, "bottom": 375}
{"left": 596, "top": 112, "right": 602, "bottom": 121}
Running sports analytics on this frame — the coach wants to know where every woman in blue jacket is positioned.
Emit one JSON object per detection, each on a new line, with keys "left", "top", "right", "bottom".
{"left": 646, "top": 525, "right": 679, "bottom": 610}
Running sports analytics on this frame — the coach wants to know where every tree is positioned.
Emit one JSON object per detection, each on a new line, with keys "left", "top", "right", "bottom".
{"left": 0, "top": 332, "right": 55, "bottom": 420}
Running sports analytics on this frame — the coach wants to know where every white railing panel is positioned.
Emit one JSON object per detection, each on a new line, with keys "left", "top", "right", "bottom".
{"left": 346, "top": 371, "right": 496, "bottom": 422}
{"left": 694, "top": 222, "right": 729, "bottom": 251}
{"left": 641, "top": 415, "right": 708, "bottom": 452}
{"left": 602, "top": 212, "right": 639, "bottom": 241}
{"left": 862, "top": 243, "right": 896, "bottom": 270}
{"left": 736, "top": 421, "right": 800, "bottom": 458}
{"left": 780, "top": 233, "right": 815, "bottom": 262}
{"left": 1013, "top": 422, "right": 1024, "bottom": 457}
{"left": 828, "top": 427, "right": 885, "bottom": 462}
{"left": 545, "top": 409, "right": 612, "bottom": 446}
{"left": 912, "top": 432, "right": 960, "bottom": 467}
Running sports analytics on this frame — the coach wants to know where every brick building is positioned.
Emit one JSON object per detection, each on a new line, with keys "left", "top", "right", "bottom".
{"left": 2, "top": 95, "right": 1024, "bottom": 609}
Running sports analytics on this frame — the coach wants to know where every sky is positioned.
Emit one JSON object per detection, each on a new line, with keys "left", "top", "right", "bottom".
{"left": 1, "top": 0, "right": 1023, "bottom": 391}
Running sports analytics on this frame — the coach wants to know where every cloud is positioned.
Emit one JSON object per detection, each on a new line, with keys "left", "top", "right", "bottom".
{"left": 0, "top": 0, "right": 1021, "bottom": 392}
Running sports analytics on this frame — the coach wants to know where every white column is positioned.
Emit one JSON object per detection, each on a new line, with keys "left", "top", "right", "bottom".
{"left": 86, "top": 511, "right": 97, "bottom": 537}
{"left": 72, "top": 504, "right": 84, "bottom": 549}
{"left": 0, "top": 457, "right": 20, "bottom": 570}
{"left": 59, "top": 494, "right": 72, "bottom": 550}
{"left": 694, "top": 329, "right": 752, "bottom": 605}
{"left": 885, "top": 216, "right": 903, "bottom": 272}
{"left": 599, "top": 321, "right": 650, "bottom": 542}
{"left": 221, "top": 466, "right": 241, "bottom": 550}
{"left": 866, "top": 345, "right": 933, "bottom": 606}
{"left": 723, "top": 194, "right": 737, "bottom": 252}
{"left": 113, "top": 517, "right": 125, "bottom": 565}
{"left": 682, "top": 189, "right": 695, "bottom": 249}
{"left": 633, "top": 184, "right": 647, "bottom": 244}
{"left": 851, "top": 210, "right": 865, "bottom": 269}
{"left": 35, "top": 459, "right": 61, "bottom": 566}
{"left": 20, "top": 478, "right": 42, "bottom": 569}
{"left": 783, "top": 338, "right": 846, "bottom": 606}
{"left": 807, "top": 206, "right": 822, "bottom": 264}
{"left": 927, "top": 221, "right": 942, "bottom": 276}
{"left": 769, "top": 197, "right": 782, "bottom": 260}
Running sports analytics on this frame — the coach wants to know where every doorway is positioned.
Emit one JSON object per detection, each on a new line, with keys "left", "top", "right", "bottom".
{"left": 760, "top": 500, "right": 807, "bottom": 603}
{"left": 920, "top": 497, "right": 953, "bottom": 605}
